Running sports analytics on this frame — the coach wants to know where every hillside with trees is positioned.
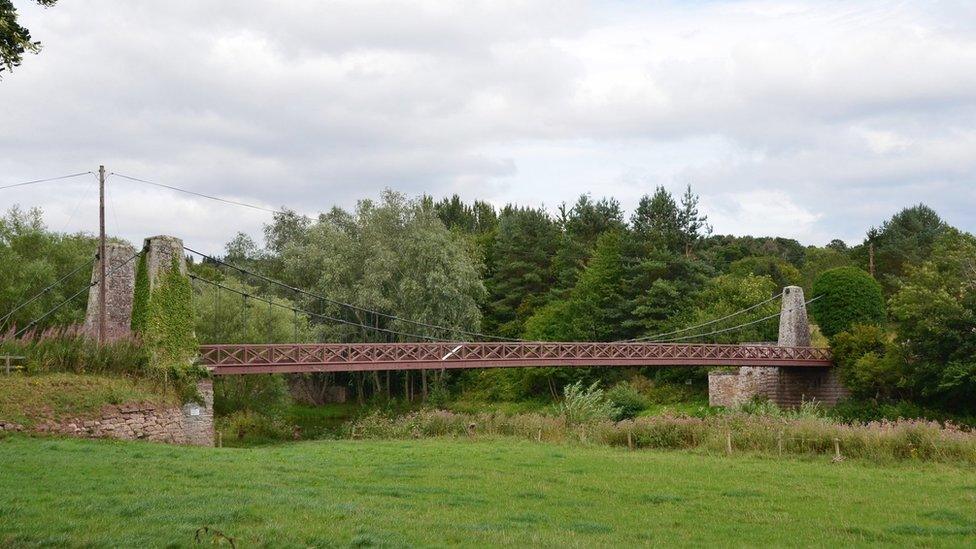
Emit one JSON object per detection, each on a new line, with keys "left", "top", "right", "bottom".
{"left": 3, "top": 190, "right": 974, "bottom": 421}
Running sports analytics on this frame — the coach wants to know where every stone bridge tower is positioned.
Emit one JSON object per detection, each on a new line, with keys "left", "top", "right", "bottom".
{"left": 83, "top": 235, "right": 213, "bottom": 446}
{"left": 83, "top": 242, "right": 137, "bottom": 340}
{"left": 708, "top": 286, "right": 849, "bottom": 408}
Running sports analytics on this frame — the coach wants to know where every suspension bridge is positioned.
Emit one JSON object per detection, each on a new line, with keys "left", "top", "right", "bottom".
{"left": 0, "top": 172, "right": 847, "bottom": 408}
{"left": 3, "top": 232, "right": 846, "bottom": 408}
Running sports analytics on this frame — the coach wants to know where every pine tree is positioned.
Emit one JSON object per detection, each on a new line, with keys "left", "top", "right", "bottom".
{"left": 678, "top": 185, "right": 711, "bottom": 257}
{"left": 483, "top": 206, "right": 561, "bottom": 337}
{"left": 631, "top": 186, "right": 682, "bottom": 254}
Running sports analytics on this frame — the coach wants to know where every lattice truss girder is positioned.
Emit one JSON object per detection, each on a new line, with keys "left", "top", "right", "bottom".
{"left": 198, "top": 342, "right": 833, "bottom": 373}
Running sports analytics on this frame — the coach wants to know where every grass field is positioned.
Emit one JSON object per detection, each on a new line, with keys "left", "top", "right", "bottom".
{"left": 0, "top": 373, "right": 173, "bottom": 427}
{"left": 2, "top": 436, "right": 975, "bottom": 547}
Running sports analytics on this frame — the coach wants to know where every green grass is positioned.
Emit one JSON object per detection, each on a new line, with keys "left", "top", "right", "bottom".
{"left": 637, "top": 396, "right": 712, "bottom": 418}
{"left": 286, "top": 402, "right": 359, "bottom": 430}
{"left": 447, "top": 398, "right": 553, "bottom": 415}
{"left": 0, "top": 373, "right": 174, "bottom": 427}
{"left": 2, "top": 436, "right": 975, "bottom": 547}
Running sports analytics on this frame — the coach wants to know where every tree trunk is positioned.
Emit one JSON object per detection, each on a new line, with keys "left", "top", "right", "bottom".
{"left": 421, "top": 369, "right": 428, "bottom": 402}
{"left": 356, "top": 372, "right": 365, "bottom": 404}
{"left": 371, "top": 371, "right": 382, "bottom": 399}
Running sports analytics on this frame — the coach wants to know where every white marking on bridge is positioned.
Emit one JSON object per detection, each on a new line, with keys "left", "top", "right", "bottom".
{"left": 442, "top": 344, "right": 463, "bottom": 361}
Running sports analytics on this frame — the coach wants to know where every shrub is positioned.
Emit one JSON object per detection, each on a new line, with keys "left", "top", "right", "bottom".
{"left": 343, "top": 409, "right": 976, "bottom": 463}
{"left": 219, "top": 410, "right": 294, "bottom": 443}
{"left": 830, "top": 324, "right": 905, "bottom": 399}
{"left": 557, "top": 381, "right": 619, "bottom": 424}
{"left": 606, "top": 382, "right": 648, "bottom": 420}
{"left": 829, "top": 400, "right": 976, "bottom": 428}
{"left": 811, "top": 267, "right": 885, "bottom": 337}
{"left": 214, "top": 374, "right": 290, "bottom": 416}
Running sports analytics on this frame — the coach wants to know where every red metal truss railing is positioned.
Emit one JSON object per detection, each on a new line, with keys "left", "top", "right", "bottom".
{"left": 199, "top": 342, "right": 833, "bottom": 375}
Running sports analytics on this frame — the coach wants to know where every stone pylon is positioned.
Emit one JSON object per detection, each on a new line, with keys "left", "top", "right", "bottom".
{"left": 708, "top": 286, "right": 849, "bottom": 408}
{"left": 84, "top": 242, "right": 137, "bottom": 340}
{"left": 143, "top": 235, "right": 186, "bottom": 289}
{"left": 777, "top": 286, "right": 811, "bottom": 347}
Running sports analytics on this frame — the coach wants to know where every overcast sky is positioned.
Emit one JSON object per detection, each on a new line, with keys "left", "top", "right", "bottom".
{"left": 2, "top": 0, "right": 974, "bottom": 253}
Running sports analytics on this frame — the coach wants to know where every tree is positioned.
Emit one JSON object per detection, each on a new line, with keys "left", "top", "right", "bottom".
{"left": 565, "top": 230, "right": 628, "bottom": 342}
{"left": 0, "top": 206, "right": 96, "bottom": 332}
{"left": 830, "top": 324, "right": 903, "bottom": 401}
{"left": 630, "top": 187, "right": 681, "bottom": 254}
{"left": 551, "top": 195, "right": 626, "bottom": 293}
{"left": 269, "top": 190, "right": 486, "bottom": 402}
{"left": 728, "top": 256, "right": 801, "bottom": 290}
{"left": 811, "top": 267, "right": 885, "bottom": 338}
{"left": 801, "top": 246, "right": 853, "bottom": 295}
{"left": 484, "top": 206, "right": 560, "bottom": 337}
{"left": 677, "top": 185, "right": 711, "bottom": 256}
{"left": 1, "top": 0, "right": 57, "bottom": 77}
{"left": 433, "top": 194, "right": 497, "bottom": 235}
{"left": 521, "top": 231, "right": 630, "bottom": 395}
{"left": 681, "top": 273, "right": 780, "bottom": 344}
{"left": 888, "top": 229, "right": 976, "bottom": 407}
{"left": 622, "top": 243, "right": 711, "bottom": 338}
{"left": 860, "top": 204, "right": 946, "bottom": 294}
{"left": 224, "top": 232, "right": 262, "bottom": 265}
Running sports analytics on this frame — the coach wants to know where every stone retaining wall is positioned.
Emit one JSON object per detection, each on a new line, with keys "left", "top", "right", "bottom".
{"left": 708, "top": 367, "right": 849, "bottom": 408}
{"left": 0, "top": 379, "right": 214, "bottom": 446}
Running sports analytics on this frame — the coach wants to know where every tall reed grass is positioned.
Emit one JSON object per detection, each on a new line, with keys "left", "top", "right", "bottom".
{"left": 346, "top": 408, "right": 976, "bottom": 464}
{"left": 1, "top": 325, "right": 148, "bottom": 377}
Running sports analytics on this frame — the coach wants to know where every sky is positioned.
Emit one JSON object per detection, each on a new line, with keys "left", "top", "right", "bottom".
{"left": 2, "top": 0, "right": 975, "bottom": 254}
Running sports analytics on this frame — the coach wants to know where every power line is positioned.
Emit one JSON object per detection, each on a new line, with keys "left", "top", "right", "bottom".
{"left": 188, "top": 273, "right": 445, "bottom": 342}
{"left": 624, "top": 292, "right": 783, "bottom": 342}
{"left": 107, "top": 171, "right": 517, "bottom": 341}
{"left": 111, "top": 173, "right": 286, "bottom": 215}
{"left": 0, "top": 171, "right": 93, "bottom": 191}
{"left": 654, "top": 295, "right": 823, "bottom": 343}
{"left": 0, "top": 256, "right": 96, "bottom": 331}
{"left": 14, "top": 252, "right": 140, "bottom": 338}
{"left": 183, "top": 246, "right": 521, "bottom": 342}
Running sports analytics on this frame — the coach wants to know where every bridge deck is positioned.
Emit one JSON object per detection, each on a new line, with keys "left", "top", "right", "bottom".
{"left": 199, "top": 342, "right": 833, "bottom": 374}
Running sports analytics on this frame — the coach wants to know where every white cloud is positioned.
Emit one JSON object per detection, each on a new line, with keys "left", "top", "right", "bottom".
{"left": 0, "top": 0, "right": 974, "bottom": 252}
{"left": 706, "top": 190, "right": 823, "bottom": 242}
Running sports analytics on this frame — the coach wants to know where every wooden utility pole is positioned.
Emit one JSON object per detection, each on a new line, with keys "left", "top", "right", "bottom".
{"left": 98, "top": 165, "right": 107, "bottom": 345}
{"left": 868, "top": 242, "right": 875, "bottom": 278}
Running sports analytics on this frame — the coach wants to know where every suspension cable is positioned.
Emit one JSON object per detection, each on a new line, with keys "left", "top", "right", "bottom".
{"left": 188, "top": 273, "right": 446, "bottom": 342}
{"left": 183, "top": 246, "right": 520, "bottom": 342}
{"left": 14, "top": 252, "right": 141, "bottom": 338}
{"left": 0, "top": 256, "right": 96, "bottom": 331}
{"left": 0, "top": 171, "right": 93, "bottom": 191}
{"left": 112, "top": 173, "right": 285, "bottom": 214}
{"left": 624, "top": 292, "right": 783, "bottom": 342}
{"left": 653, "top": 295, "right": 823, "bottom": 343}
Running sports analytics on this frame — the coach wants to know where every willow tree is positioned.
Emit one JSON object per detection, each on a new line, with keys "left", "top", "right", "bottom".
{"left": 272, "top": 190, "right": 485, "bottom": 402}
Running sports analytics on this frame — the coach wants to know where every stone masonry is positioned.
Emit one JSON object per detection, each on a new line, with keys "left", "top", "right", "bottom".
{"left": 0, "top": 379, "right": 214, "bottom": 446}
{"left": 83, "top": 242, "right": 137, "bottom": 340}
{"left": 144, "top": 235, "right": 187, "bottom": 289}
{"left": 181, "top": 379, "right": 215, "bottom": 446}
{"left": 708, "top": 286, "right": 849, "bottom": 408}
{"left": 75, "top": 234, "right": 214, "bottom": 446}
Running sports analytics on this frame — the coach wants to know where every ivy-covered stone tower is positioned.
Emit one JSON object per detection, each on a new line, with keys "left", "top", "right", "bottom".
{"left": 125, "top": 235, "right": 213, "bottom": 446}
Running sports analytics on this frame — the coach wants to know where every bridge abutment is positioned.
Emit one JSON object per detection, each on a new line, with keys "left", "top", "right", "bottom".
{"left": 181, "top": 379, "right": 214, "bottom": 446}
{"left": 708, "top": 286, "right": 848, "bottom": 408}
